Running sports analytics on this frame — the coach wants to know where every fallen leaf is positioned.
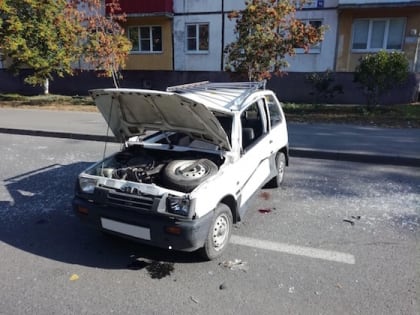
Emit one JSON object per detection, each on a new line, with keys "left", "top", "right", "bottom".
{"left": 69, "top": 274, "right": 79, "bottom": 281}
{"left": 219, "top": 259, "right": 249, "bottom": 272}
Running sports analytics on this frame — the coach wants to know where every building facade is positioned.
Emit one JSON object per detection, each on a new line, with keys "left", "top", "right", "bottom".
{"left": 335, "top": 0, "right": 420, "bottom": 71}
{"left": 111, "top": 0, "right": 174, "bottom": 71}
{"left": 172, "top": 0, "right": 339, "bottom": 72}
{"left": 285, "top": 0, "right": 339, "bottom": 71}
{"left": 173, "top": 0, "right": 227, "bottom": 71}
{"left": 2, "top": 0, "right": 419, "bottom": 75}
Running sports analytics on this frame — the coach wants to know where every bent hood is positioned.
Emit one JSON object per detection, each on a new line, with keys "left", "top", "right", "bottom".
{"left": 90, "top": 88, "right": 231, "bottom": 150}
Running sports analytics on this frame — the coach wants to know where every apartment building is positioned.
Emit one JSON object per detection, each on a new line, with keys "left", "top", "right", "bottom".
{"left": 173, "top": 0, "right": 339, "bottom": 72}
{"left": 3, "top": 0, "right": 419, "bottom": 74}
{"left": 285, "top": 0, "right": 339, "bottom": 71}
{"left": 111, "top": 0, "right": 174, "bottom": 70}
{"left": 111, "top": 0, "right": 340, "bottom": 72}
{"left": 335, "top": 0, "right": 420, "bottom": 72}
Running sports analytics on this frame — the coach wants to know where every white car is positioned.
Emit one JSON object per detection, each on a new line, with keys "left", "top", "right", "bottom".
{"left": 73, "top": 81, "right": 289, "bottom": 260}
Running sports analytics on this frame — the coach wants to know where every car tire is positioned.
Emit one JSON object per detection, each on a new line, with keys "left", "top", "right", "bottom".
{"left": 266, "top": 151, "right": 286, "bottom": 188}
{"left": 162, "top": 159, "right": 218, "bottom": 192}
{"left": 199, "top": 203, "right": 232, "bottom": 260}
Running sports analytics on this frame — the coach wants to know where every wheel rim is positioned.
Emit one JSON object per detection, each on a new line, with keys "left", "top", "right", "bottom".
{"left": 277, "top": 153, "right": 286, "bottom": 182}
{"left": 175, "top": 161, "right": 207, "bottom": 179}
{"left": 212, "top": 213, "right": 230, "bottom": 251}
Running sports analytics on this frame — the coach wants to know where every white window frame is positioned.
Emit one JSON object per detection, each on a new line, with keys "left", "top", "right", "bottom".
{"left": 128, "top": 25, "right": 163, "bottom": 54}
{"left": 186, "top": 23, "right": 209, "bottom": 54}
{"left": 351, "top": 18, "right": 406, "bottom": 52}
{"left": 295, "top": 19, "right": 323, "bottom": 54}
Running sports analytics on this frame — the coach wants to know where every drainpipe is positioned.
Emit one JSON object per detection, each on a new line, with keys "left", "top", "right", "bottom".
{"left": 333, "top": 8, "right": 342, "bottom": 72}
{"left": 171, "top": 17, "right": 175, "bottom": 71}
{"left": 414, "top": 34, "right": 420, "bottom": 101}
{"left": 413, "top": 34, "right": 420, "bottom": 72}
{"left": 221, "top": 0, "right": 225, "bottom": 71}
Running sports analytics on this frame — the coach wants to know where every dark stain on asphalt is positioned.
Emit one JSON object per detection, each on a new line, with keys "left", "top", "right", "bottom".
{"left": 127, "top": 258, "right": 175, "bottom": 279}
{"left": 146, "top": 261, "right": 175, "bottom": 279}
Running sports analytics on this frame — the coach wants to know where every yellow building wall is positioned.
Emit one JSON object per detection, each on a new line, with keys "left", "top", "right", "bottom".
{"left": 124, "top": 17, "right": 173, "bottom": 70}
{"left": 336, "top": 7, "right": 420, "bottom": 71}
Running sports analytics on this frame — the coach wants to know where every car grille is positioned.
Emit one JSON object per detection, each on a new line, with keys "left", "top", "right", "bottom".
{"left": 107, "top": 191, "right": 159, "bottom": 212}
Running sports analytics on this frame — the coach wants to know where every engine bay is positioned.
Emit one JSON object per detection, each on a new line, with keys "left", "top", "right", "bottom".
{"left": 89, "top": 145, "right": 224, "bottom": 192}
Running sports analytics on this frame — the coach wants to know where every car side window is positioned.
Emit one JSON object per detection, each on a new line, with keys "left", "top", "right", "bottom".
{"left": 265, "top": 94, "right": 283, "bottom": 128}
{"left": 240, "top": 100, "right": 267, "bottom": 150}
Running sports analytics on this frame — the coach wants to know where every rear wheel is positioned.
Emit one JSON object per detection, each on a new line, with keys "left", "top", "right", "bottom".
{"left": 267, "top": 151, "right": 286, "bottom": 188}
{"left": 199, "top": 203, "right": 232, "bottom": 260}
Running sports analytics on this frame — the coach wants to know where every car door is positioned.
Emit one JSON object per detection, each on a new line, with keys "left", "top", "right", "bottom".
{"left": 232, "top": 98, "right": 273, "bottom": 211}
{"left": 264, "top": 93, "right": 288, "bottom": 155}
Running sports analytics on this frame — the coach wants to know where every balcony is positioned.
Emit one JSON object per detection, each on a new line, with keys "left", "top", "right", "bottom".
{"left": 106, "top": 0, "right": 174, "bottom": 17}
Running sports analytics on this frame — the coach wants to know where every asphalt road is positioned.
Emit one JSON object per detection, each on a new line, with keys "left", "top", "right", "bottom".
{"left": 0, "top": 134, "right": 418, "bottom": 315}
{"left": 1, "top": 108, "right": 420, "bottom": 166}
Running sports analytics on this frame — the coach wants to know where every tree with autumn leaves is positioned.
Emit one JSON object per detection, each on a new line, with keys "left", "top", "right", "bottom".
{"left": 225, "top": 0, "right": 325, "bottom": 81}
{"left": 0, "top": 0, "right": 131, "bottom": 93}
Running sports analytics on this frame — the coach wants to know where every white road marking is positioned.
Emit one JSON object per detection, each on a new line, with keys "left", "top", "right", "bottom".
{"left": 230, "top": 235, "right": 355, "bottom": 265}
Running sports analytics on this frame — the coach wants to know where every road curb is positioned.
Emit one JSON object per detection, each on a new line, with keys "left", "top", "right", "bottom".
{"left": 0, "top": 127, "right": 117, "bottom": 143}
{"left": 0, "top": 127, "right": 418, "bottom": 167}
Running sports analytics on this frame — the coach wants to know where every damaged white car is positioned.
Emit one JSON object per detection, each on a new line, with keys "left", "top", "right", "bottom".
{"left": 73, "top": 81, "right": 289, "bottom": 260}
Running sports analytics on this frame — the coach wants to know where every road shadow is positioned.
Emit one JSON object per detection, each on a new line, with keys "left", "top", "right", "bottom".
{"left": 0, "top": 163, "right": 202, "bottom": 270}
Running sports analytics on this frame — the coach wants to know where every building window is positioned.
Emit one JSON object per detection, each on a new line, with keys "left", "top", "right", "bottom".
{"left": 299, "top": 0, "right": 324, "bottom": 9}
{"left": 128, "top": 26, "right": 162, "bottom": 53}
{"left": 352, "top": 18, "right": 405, "bottom": 51}
{"left": 186, "top": 23, "right": 209, "bottom": 52}
{"left": 295, "top": 20, "right": 323, "bottom": 54}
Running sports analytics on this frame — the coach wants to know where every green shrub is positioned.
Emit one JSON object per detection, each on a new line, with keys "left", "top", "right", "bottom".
{"left": 354, "top": 51, "right": 409, "bottom": 106}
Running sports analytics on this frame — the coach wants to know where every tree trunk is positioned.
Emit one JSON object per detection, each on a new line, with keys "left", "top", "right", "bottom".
{"left": 44, "top": 78, "right": 49, "bottom": 95}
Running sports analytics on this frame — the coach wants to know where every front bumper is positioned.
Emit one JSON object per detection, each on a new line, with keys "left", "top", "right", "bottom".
{"left": 72, "top": 196, "right": 213, "bottom": 252}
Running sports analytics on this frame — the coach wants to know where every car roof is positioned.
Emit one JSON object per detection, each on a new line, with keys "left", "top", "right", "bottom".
{"left": 166, "top": 81, "right": 268, "bottom": 113}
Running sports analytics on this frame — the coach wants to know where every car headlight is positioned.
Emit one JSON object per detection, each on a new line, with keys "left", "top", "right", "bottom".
{"left": 166, "top": 195, "right": 190, "bottom": 216}
{"left": 79, "top": 177, "right": 97, "bottom": 194}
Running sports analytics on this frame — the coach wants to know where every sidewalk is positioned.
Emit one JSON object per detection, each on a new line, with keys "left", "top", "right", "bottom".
{"left": 0, "top": 108, "right": 419, "bottom": 166}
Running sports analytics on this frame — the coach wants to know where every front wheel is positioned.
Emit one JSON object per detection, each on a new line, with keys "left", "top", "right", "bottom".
{"left": 199, "top": 203, "right": 232, "bottom": 260}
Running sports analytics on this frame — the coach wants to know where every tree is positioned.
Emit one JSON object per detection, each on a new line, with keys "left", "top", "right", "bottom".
{"left": 68, "top": 0, "right": 131, "bottom": 82}
{"left": 0, "top": 0, "right": 83, "bottom": 93}
{"left": 0, "top": 0, "right": 131, "bottom": 93}
{"left": 224, "top": 0, "right": 325, "bottom": 81}
{"left": 354, "top": 50, "right": 409, "bottom": 106}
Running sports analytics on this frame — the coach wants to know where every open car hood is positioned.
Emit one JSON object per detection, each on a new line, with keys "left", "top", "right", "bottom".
{"left": 90, "top": 88, "right": 231, "bottom": 151}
